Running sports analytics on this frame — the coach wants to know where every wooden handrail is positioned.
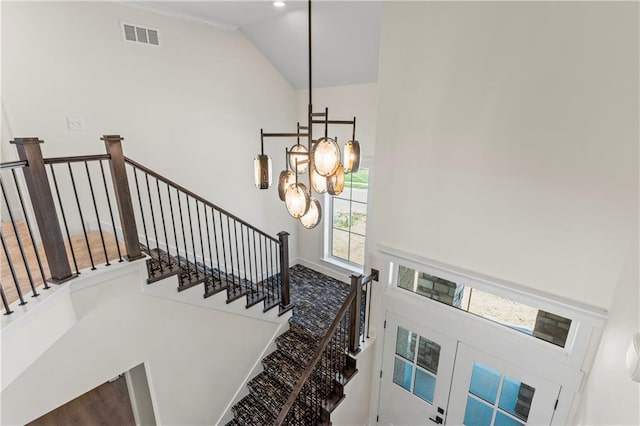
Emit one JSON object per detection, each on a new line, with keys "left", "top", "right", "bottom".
{"left": 124, "top": 156, "right": 280, "bottom": 244}
{"left": 44, "top": 154, "right": 111, "bottom": 164}
{"left": 274, "top": 288, "right": 357, "bottom": 425}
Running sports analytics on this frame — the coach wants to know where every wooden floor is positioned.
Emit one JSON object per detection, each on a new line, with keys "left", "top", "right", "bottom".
{"left": 27, "top": 376, "right": 136, "bottom": 426}
{"left": 1, "top": 221, "right": 125, "bottom": 307}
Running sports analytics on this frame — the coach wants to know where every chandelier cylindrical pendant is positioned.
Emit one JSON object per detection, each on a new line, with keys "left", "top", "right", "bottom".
{"left": 343, "top": 140, "right": 360, "bottom": 173}
{"left": 254, "top": 154, "right": 272, "bottom": 189}
{"left": 285, "top": 183, "right": 310, "bottom": 218}
{"left": 278, "top": 170, "right": 295, "bottom": 201}
{"left": 327, "top": 163, "right": 345, "bottom": 196}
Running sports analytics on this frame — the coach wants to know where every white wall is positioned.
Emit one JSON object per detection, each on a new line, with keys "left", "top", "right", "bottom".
{"left": 576, "top": 243, "right": 640, "bottom": 425}
{"left": 371, "top": 1, "right": 638, "bottom": 310}
{"left": 294, "top": 83, "right": 378, "bottom": 279}
{"left": 370, "top": 2, "right": 638, "bottom": 424}
{"left": 0, "top": 262, "right": 281, "bottom": 425}
{"left": 1, "top": 1, "right": 299, "bottom": 248}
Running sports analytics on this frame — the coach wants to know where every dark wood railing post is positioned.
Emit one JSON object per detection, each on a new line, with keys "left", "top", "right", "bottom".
{"left": 278, "top": 231, "right": 291, "bottom": 308}
{"left": 10, "top": 138, "right": 75, "bottom": 283}
{"left": 102, "top": 135, "right": 143, "bottom": 260}
{"left": 349, "top": 273, "right": 363, "bottom": 354}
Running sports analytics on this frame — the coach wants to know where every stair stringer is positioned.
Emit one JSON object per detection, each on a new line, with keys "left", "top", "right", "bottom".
{"left": 328, "top": 338, "right": 378, "bottom": 426}
{"left": 141, "top": 268, "right": 292, "bottom": 325}
{"left": 216, "top": 320, "right": 292, "bottom": 425}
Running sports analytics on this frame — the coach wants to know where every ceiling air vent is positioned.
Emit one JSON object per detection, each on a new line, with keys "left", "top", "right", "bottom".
{"left": 121, "top": 22, "right": 159, "bottom": 46}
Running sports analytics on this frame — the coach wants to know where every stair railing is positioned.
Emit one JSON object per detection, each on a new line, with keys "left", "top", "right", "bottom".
{"left": 0, "top": 135, "right": 291, "bottom": 314}
{"left": 275, "top": 269, "right": 378, "bottom": 425}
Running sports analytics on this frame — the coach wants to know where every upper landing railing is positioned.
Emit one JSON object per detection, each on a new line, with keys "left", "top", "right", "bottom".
{"left": 0, "top": 135, "right": 290, "bottom": 314}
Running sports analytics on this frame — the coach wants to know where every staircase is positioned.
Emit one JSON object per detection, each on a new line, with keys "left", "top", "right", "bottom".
{"left": 226, "top": 265, "right": 363, "bottom": 426}
{"left": 1, "top": 135, "right": 375, "bottom": 426}
{"left": 143, "top": 245, "right": 289, "bottom": 315}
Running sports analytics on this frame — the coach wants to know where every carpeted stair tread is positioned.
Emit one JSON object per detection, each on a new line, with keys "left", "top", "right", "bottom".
{"left": 276, "top": 328, "right": 320, "bottom": 366}
{"left": 225, "top": 418, "right": 241, "bottom": 426}
{"left": 231, "top": 394, "right": 275, "bottom": 426}
{"left": 247, "top": 372, "right": 290, "bottom": 417}
{"left": 262, "top": 350, "right": 306, "bottom": 390}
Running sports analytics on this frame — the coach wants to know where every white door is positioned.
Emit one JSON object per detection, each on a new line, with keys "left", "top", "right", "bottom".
{"left": 378, "top": 312, "right": 458, "bottom": 425}
{"left": 447, "top": 343, "right": 561, "bottom": 426}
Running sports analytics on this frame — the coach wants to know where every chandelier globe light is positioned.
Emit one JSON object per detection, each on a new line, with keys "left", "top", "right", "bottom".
{"left": 310, "top": 167, "right": 328, "bottom": 194}
{"left": 254, "top": 0, "right": 362, "bottom": 229}
{"left": 300, "top": 198, "right": 322, "bottom": 229}
{"left": 285, "top": 183, "right": 310, "bottom": 218}
{"left": 311, "top": 137, "right": 341, "bottom": 177}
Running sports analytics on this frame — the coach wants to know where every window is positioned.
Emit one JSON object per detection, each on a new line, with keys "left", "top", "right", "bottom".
{"left": 327, "top": 166, "right": 369, "bottom": 267}
{"left": 397, "top": 265, "right": 573, "bottom": 348}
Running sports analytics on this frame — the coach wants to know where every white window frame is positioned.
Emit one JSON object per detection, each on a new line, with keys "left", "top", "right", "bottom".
{"left": 322, "top": 159, "right": 372, "bottom": 273}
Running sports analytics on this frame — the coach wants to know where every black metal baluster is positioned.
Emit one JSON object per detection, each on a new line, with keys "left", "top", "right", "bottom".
{"left": 0, "top": 230, "right": 26, "bottom": 305}
{"left": 0, "top": 283, "right": 13, "bottom": 314}
{"left": 166, "top": 183, "right": 180, "bottom": 271}
{"left": 1, "top": 176, "right": 38, "bottom": 295}
{"left": 84, "top": 161, "right": 110, "bottom": 266}
{"left": 196, "top": 201, "right": 207, "bottom": 282}
{"left": 259, "top": 233, "right": 265, "bottom": 301}
{"left": 226, "top": 216, "right": 236, "bottom": 294}
{"left": 132, "top": 168, "right": 150, "bottom": 257}
{"left": 155, "top": 179, "right": 170, "bottom": 269}
{"left": 268, "top": 239, "right": 275, "bottom": 305}
{"left": 218, "top": 211, "right": 230, "bottom": 296}
{"left": 210, "top": 208, "right": 223, "bottom": 287}
{"left": 244, "top": 225, "right": 254, "bottom": 299}
{"left": 204, "top": 206, "right": 215, "bottom": 293}
{"left": 98, "top": 161, "right": 123, "bottom": 262}
{"left": 69, "top": 163, "right": 95, "bottom": 270}
{"left": 239, "top": 223, "right": 249, "bottom": 297}
{"left": 366, "top": 281, "right": 372, "bottom": 339}
{"left": 49, "top": 164, "right": 79, "bottom": 275}
{"left": 186, "top": 196, "right": 198, "bottom": 282}
{"left": 176, "top": 190, "right": 190, "bottom": 281}
{"left": 233, "top": 220, "right": 246, "bottom": 296}
{"left": 252, "top": 230, "right": 259, "bottom": 301}
{"left": 11, "top": 169, "right": 48, "bottom": 289}
{"left": 144, "top": 173, "right": 162, "bottom": 274}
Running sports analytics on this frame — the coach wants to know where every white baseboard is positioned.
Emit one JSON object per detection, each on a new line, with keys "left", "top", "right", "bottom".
{"left": 291, "top": 257, "right": 352, "bottom": 284}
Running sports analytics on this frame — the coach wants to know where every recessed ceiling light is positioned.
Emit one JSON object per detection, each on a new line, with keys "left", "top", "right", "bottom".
{"left": 273, "top": 1, "right": 286, "bottom": 7}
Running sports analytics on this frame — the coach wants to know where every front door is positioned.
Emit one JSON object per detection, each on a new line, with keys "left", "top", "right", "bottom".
{"left": 447, "top": 343, "right": 561, "bottom": 426}
{"left": 378, "top": 312, "right": 458, "bottom": 425}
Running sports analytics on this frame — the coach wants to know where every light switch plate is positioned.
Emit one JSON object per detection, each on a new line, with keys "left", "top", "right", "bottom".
{"left": 66, "top": 116, "right": 85, "bottom": 131}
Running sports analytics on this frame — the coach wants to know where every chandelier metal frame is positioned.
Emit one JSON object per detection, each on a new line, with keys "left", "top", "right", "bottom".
{"left": 254, "top": 0, "right": 361, "bottom": 229}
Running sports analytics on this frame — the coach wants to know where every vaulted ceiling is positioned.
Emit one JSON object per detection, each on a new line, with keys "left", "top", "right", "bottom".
{"left": 133, "top": 1, "right": 382, "bottom": 89}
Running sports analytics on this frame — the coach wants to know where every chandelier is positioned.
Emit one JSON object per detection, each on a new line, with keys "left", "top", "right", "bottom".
{"left": 253, "top": 0, "right": 361, "bottom": 230}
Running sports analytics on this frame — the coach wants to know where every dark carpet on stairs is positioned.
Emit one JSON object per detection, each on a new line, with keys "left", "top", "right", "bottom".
{"left": 228, "top": 265, "right": 351, "bottom": 426}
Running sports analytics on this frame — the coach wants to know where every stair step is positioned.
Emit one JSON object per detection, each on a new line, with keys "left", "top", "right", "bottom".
{"left": 231, "top": 394, "right": 275, "bottom": 426}
{"left": 178, "top": 266, "right": 206, "bottom": 291}
{"left": 145, "top": 257, "right": 180, "bottom": 284}
{"left": 262, "top": 350, "right": 305, "bottom": 390}
{"left": 203, "top": 274, "right": 227, "bottom": 298}
{"left": 247, "top": 372, "right": 290, "bottom": 417}
{"left": 225, "top": 419, "right": 241, "bottom": 426}
{"left": 276, "top": 329, "right": 319, "bottom": 367}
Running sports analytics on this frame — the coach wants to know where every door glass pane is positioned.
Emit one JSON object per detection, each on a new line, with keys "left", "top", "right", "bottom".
{"left": 464, "top": 396, "right": 493, "bottom": 426}
{"left": 417, "top": 336, "right": 441, "bottom": 374}
{"left": 413, "top": 369, "right": 436, "bottom": 403}
{"left": 494, "top": 412, "right": 525, "bottom": 426}
{"left": 395, "top": 326, "right": 417, "bottom": 361}
{"left": 469, "top": 362, "right": 501, "bottom": 404}
{"left": 498, "top": 377, "right": 535, "bottom": 422}
{"left": 393, "top": 357, "right": 413, "bottom": 391}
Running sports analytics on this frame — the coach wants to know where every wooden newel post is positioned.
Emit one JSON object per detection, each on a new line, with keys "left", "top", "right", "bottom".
{"left": 102, "top": 135, "right": 143, "bottom": 261}
{"left": 10, "top": 138, "right": 75, "bottom": 283}
{"left": 349, "top": 273, "right": 363, "bottom": 354}
{"left": 278, "top": 231, "right": 291, "bottom": 308}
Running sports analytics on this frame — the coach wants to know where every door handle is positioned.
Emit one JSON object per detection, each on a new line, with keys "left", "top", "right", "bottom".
{"left": 429, "top": 415, "right": 443, "bottom": 424}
